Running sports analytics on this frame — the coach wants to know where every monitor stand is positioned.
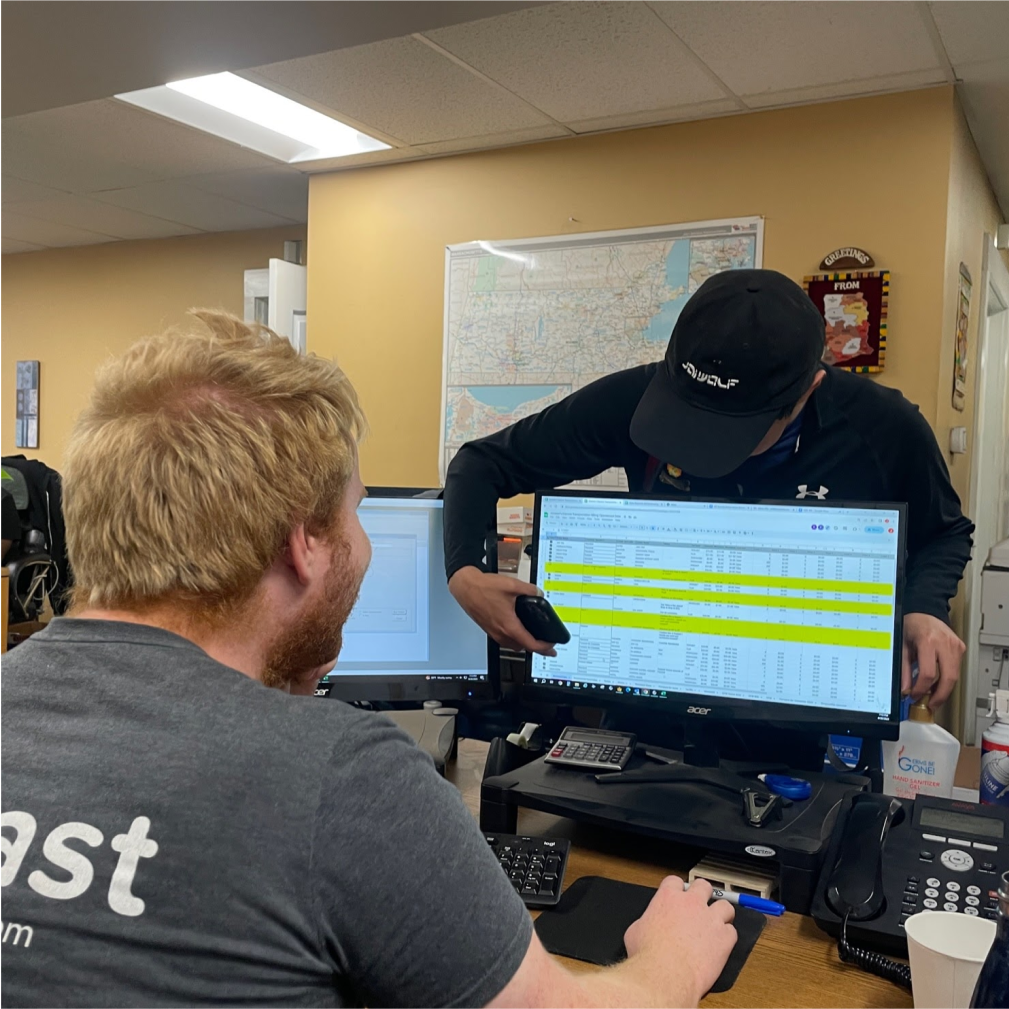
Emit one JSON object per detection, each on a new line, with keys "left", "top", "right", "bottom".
{"left": 479, "top": 730, "right": 869, "bottom": 913}
{"left": 592, "top": 721, "right": 791, "bottom": 826}
{"left": 386, "top": 701, "right": 458, "bottom": 775}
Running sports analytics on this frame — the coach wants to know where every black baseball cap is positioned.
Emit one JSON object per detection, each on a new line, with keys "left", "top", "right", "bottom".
{"left": 629, "top": 269, "right": 825, "bottom": 478}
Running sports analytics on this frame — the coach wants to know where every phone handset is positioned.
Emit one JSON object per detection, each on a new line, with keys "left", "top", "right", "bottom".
{"left": 826, "top": 793, "right": 902, "bottom": 919}
{"left": 825, "top": 793, "right": 912, "bottom": 990}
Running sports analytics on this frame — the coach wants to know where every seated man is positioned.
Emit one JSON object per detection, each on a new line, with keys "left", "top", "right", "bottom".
{"left": 1, "top": 312, "right": 735, "bottom": 1008}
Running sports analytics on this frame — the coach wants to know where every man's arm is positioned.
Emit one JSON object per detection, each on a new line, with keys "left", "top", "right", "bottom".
{"left": 443, "top": 369, "right": 649, "bottom": 580}
{"left": 315, "top": 717, "right": 735, "bottom": 1009}
{"left": 895, "top": 407, "right": 974, "bottom": 706}
{"left": 444, "top": 369, "right": 650, "bottom": 652}
{"left": 488, "top": 877, "right": 736, "bottom": 1009}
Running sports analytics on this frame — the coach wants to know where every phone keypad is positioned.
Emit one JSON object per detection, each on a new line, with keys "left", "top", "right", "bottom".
{"left": 904, "top": 871, "right": 1000, "bottom": 927}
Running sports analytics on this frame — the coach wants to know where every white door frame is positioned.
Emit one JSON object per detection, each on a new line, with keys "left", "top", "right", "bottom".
{"left": 963, "top": 235, "right": 1009, "bottom": 743}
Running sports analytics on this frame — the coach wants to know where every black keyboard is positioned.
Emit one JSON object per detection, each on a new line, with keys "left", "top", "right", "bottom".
{"left": 484, "top": 832, "right": 571, "bottom": 907}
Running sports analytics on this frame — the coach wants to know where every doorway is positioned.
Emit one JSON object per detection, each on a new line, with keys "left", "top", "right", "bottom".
{"left": 965, "top": 236, "right": 1009, "bottom": 743}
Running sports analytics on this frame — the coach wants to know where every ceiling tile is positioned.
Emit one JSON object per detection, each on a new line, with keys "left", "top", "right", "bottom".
{"left": 652, "top": 1, "right": 942, "bottom": 99}
{"left": 2, "top": 237, "right": 47, "bottom": 255}
{"left": 8, "top": 194, "right": 200, "bottom": 241}
{"left": 3, "top": 125, "right": 151, "bottom": 194}
{"left": 184, "top": 167, "right": 309, "bottom": 221}
{"left": 930, "top": 2, "right": 1009, "bottom": 69}
{"left": 2, "top": 99, "right": 277, "bottom": 194}
{"left": 92, "top": 181, "right": 297, "bottom": 231}
{"left": 2, "top": 176, "right": 70, "bottom": 204}
{"left": 3, "top": 1, "right": 546, "bottom": 119}
{"left": 426, "top": 1, "right": 726, "bottom": 122}
{"left": 1, "top": 210, "right": 117, "bottom": 248}
{"left": 251, "top": 35, "right": 554, "bottom": 146}
{"left": 417, "top": 124, "right": 569, "bottom": 155}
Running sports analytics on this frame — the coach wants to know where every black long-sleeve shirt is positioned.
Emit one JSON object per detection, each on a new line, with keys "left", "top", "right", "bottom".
{"left": 444, "top": 364, "right": 974, "bottom": 623}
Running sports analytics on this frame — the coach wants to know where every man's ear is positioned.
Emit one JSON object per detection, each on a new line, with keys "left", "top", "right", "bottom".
{"left": 285, "top": 524, "right": 314, "bottom": 587}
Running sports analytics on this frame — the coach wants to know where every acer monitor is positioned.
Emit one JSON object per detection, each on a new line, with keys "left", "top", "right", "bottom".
{"left": 523, "top": 490, "right": 905, "bottom": 741}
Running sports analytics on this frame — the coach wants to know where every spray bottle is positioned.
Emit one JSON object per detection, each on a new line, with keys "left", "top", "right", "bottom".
{"left": 881, "top": 696, "right": 961, "bottom": 800}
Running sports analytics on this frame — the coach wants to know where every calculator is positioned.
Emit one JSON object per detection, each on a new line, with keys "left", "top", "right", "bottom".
{"left": 544, "top": 727, "right": 637, "bottom": 772}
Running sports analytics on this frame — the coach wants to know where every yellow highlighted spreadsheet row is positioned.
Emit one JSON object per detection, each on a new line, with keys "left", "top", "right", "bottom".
{"left": 543, "top": 580, "right": 893, "bottom": 616}
{"left": 543, "top": 561, "right": 892, "bottom": 597}
{"left": 552, "top": 605, "right": 892, "bottom": 650}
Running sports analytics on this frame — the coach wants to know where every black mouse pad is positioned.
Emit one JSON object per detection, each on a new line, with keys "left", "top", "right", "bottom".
{"left": 534, "top": 876, "right": 766, "bottom": 993}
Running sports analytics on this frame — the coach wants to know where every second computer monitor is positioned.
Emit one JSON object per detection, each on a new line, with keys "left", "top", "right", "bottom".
{"left": 320, "top": 490, "right": 494, "bottom": 702}
{"left": 527, "top": 491, "right": 905, "bottom": 736}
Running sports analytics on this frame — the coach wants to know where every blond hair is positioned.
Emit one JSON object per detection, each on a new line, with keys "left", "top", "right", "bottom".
{"left": 64, "top": 310, "right": 365, "bottom": 618}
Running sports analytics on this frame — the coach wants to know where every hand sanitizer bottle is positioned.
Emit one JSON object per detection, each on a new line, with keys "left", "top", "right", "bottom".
{"left": 882, "top": 698, "right": 960, "bottom": 800}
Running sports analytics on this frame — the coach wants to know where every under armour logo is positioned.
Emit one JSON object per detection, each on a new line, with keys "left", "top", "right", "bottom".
{"left": 796, "top": 484, "right": 829, "bottom": 500}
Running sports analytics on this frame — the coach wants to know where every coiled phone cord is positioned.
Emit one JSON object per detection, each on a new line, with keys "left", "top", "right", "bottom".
{"left": 838, "top": 914, "right": 913, "bottom": 990}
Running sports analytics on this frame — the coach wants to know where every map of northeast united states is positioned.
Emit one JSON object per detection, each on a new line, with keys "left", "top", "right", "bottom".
{"left": 442, "top": 231, "right": 756, "bottom": 471}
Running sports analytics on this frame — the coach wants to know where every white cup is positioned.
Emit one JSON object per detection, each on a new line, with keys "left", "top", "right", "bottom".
{"left": 905, "top": 910, "right": 996, "bottom": 1009}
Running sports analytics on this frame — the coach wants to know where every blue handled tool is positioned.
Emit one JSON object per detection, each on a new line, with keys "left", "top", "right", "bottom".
{"left": 758, "top": 773, "right": 812, "bottom": 800}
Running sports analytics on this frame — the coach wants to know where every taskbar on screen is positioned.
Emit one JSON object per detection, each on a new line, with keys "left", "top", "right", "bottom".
{"left": 531, "top": 676, "right": 667, "bottom": 698}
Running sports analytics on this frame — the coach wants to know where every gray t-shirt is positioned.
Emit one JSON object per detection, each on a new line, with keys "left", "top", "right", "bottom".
{"left": 1, "top": 620, "right": 532, "bottom": 1008}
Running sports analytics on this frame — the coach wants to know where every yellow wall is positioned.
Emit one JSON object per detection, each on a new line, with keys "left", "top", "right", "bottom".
{"left": 308, "top": 87, "right": 957, "bottom": 489}
{"left": 1, "top": 225, "right": 306, "bottom": 463}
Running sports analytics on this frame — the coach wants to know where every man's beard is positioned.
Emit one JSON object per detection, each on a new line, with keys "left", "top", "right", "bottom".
{"left": 261, "top": 538, "right": 365, "bottom": 690}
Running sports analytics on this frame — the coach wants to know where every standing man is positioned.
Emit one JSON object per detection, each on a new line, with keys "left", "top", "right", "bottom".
{"left": 445, "top": 270, "right": 973, "bottom": 708}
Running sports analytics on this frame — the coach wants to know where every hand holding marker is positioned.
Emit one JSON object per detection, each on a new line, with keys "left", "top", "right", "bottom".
{"left": 709, "top": 887, "right": 785, "bottom": 916}
{"left": 688, "top": 881, "right": 785, "bottom": 916}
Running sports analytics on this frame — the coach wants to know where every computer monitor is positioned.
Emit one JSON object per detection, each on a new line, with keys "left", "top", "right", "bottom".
{"left": 526, "top": 491, "right": 906, "bottom": 739}
{"left": 320, "top": 489, "right": 496, "bottom": 702}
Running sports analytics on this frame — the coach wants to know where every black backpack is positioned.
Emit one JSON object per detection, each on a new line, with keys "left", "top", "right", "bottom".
{"left": 1, "top": 455, "right": 72, "bottom": 616}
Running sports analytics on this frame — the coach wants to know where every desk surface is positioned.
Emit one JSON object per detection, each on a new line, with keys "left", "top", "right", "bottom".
{"left": 447, "top": 738, "right": 914, "bottom": 1009}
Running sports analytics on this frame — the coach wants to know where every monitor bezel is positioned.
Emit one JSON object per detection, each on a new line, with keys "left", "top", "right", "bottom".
{"left": 321, "top": 487, "right": 499, "bottom": 703}
{"left": 522, "top": 489, "right": 906, "bottom": 739}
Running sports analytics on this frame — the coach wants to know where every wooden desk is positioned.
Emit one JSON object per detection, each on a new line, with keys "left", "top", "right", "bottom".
{"left": 447, "top": 738, "right": 913, "bottom": 1009}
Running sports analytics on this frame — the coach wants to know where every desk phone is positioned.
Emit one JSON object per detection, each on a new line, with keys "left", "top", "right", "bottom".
{"left": 812, "top": 792, "right": 1009, "bottom": 958}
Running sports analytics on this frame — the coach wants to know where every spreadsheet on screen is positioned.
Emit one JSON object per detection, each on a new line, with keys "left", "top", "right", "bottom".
{"left": 530, "top": 496, "right": 900, "bottom": 717}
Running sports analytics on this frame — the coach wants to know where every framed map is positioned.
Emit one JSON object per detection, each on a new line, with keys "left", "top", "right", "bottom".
{"left": 440, "top": 217, "right": 764, "bottom": 485}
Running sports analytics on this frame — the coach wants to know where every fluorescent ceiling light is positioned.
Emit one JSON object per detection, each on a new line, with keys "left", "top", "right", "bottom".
{"left": 116, "top": 72, "right": 390, "bottom": 164}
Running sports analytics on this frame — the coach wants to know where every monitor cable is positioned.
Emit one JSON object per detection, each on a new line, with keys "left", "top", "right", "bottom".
{"left": 837, "top": 913, "right": 912, "bottom": 990}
